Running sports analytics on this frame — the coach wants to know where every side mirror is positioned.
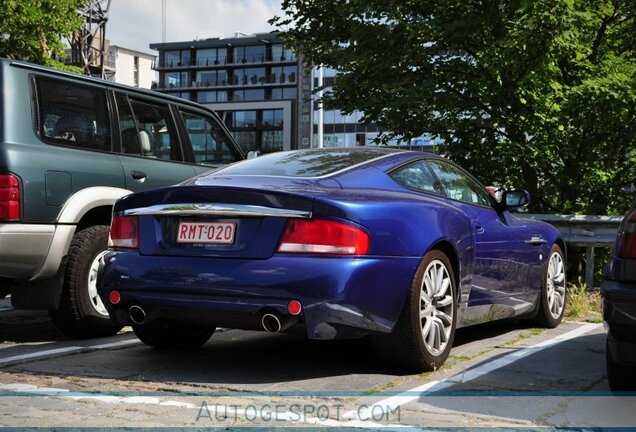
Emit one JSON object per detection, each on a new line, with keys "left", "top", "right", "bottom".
{"left": 247, "top": 150, "right": 261, "bottom": 160}
{"left": 500, "top": 190, "right": 530, "bottom": 211}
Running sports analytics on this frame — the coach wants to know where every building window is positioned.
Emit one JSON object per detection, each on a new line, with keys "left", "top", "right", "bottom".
{"left": 262, "top": 130, "right": 283, "bottom": 153}
{"left": 196, "top": 47, "right": 227, "bottom": 66}
{"left": 164, "top": 71, "right": 188, "bottom": 88}
{"left": 271, "top": 44, "right": 296, "bottom": 62}
{"left": 231, "top": 131, "right": 257, "bottom": 152}
{"left": 243, "top": 89, "right": 265, "bottom": 101}
{"left": 195, "top": 69, "right": 227, "bottom": 87}
{"left": 271, "top": 66, "right": 297, "bottom": 84}
{"left": 133, "top": 56, "right": 139, "bottom": 87}
{"left": 235, "top": 45, "right": 266, "bottom": 64}
{"left": 262, "top": 109, "right": 284, "bottom": 127}
{"left": 163, "top": 49, "right": 190, "bottom": 67}
{"left": 232, "top": 111, "right": 257, "bottom": 128}
{"left": 282, "top": 87, "right": 297, "bottom": 99}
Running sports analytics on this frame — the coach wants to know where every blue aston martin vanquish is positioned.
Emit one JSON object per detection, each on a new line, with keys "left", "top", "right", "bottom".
{"left": 97, "top": 148, "right": 566, "bottom": 371}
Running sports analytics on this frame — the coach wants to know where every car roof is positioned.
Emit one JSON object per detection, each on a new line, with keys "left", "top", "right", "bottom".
{"left": 4, "top": 58, "right": 211, "bottom": 112}
{"left": 211, "top": 147, "right": 439, "bottom": 179}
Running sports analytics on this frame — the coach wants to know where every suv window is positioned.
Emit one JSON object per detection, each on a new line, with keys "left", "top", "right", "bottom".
{"left": 116, "top": 94, "right": 181, "bottom": 161}
{"left": 180, "top": 110, "right": 239, "bottom": 167}
{"left": 35, "top": 77, "right": 110, "bottom": 152}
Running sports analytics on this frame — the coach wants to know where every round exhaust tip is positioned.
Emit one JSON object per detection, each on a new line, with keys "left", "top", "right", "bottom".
{"left": 261, "top": 313, "right": 282, "bottom": 333}
{"left": 129, "top": 305, "right": 146, "bottom": 325}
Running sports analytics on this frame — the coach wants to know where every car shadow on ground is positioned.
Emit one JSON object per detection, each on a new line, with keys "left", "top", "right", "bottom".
{"left": 0, "top": 305, "right": 68, "bottom": 343}
{"left": 3, "top": 317, "right": 544, "bottom": 390}
{"left": 94, "top": 321, "right": 531, "bottom": 386}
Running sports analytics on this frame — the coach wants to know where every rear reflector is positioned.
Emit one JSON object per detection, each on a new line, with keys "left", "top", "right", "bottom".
{"left": 277, "top": 219, "right": 369, "bottom": 255}
{"left": 109, "top": 291, "right": 121, "bottom": 305}
{"left": 288, "top": 300, "right": 302, "bottom": 316}
{"left": 0, "top": 174, "right": 20, "bottom": 221}
{"left": 108, "top": 215, "right": 139, "bottom": 249}
{"left": 618, "top": 210, "right": 636, "bottom": 259}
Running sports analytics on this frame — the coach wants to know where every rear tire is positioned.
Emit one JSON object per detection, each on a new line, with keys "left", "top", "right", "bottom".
{"left": 50, "top": 226, "right": 122, "bottom": 338}
{"left": 375, "top": 250, "right": 457, "bottom": 371}
{"left": 133, "top": 320, "right": 215, "bottom": 349}
{"left": 532, "top": 244, "right": 566, "bottom": 328}
{"left": 606, "top": 341, "right": 636, "bottom": 392}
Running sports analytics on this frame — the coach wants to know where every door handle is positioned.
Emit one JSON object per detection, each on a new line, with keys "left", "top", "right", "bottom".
{"left": 525, "top": 235, "right": 547, "bottom": 246}
{"left": 130, "top": 170, "right": 147, "bottom": 181}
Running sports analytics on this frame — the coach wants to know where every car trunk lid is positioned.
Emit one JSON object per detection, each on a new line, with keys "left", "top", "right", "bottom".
{"left": 116, "top": 177, "right": 340, "bottom": 259}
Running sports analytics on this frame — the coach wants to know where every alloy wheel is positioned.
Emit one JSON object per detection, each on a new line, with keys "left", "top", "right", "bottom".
{"left": 419, "top": 259, "right": 454, "bottom": 356}
{"left": 546, "top": 251, "right": 566, "bottom": 319}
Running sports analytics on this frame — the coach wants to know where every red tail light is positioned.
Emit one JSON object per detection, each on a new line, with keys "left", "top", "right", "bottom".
{"left": 618, "top": 209, "right": 636, "bottom": 258}
{"left": 277, "top": 219, "right": 369, "bottom": 255}
{"left": 0, "top": 174, "right": 20, "bottom": 221}
{"left": 108, "top": 215, "right": 139, "bottom": 249}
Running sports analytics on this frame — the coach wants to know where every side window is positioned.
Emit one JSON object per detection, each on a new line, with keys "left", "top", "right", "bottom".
{"left": 180, "top": 110, "right": 240, "bottom": 167}
{"left": 116, "top": 95, "right": 181, "bottom": 161}
{"left": 115, "top": 94, "right": 141, "bottom": 156}
{"left": 427, "top": 160, "right": 491, "bottom": 206}
{"left": 36, "top": 77, "right": 110, "bottom": 151}
{"left": 390, "top": 160, "right": 443, "bottom": 194}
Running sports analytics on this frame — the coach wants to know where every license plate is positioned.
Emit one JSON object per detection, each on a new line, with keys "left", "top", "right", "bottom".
{"left": 176, "top": 222, "right": 236, "bottom": 244}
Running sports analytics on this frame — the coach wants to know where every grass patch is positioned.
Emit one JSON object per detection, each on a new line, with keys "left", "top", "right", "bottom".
{"left": 363, "top": 378, "right": 405, "bottom": 395}
{"left": 565, "top": 279, "right": 602, "bottom": 322}
{"left": 496, "top": 328, "right": 545, "bottom": 348}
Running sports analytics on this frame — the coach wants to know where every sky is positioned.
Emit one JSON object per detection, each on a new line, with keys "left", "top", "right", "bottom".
{"left": 107, "top": 0, "right": 285, "bottom": 54}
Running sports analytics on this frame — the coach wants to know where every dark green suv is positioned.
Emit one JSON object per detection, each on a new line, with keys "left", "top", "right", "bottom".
{"left": 0, "top": 59, "right": 244, "bottom": 337}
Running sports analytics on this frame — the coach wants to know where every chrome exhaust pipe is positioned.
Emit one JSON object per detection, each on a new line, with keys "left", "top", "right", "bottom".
{"left": 129, "top": 305, "right": 146, "bottom": 325}
{"left": 261, "top": 313, "right": 282, "bottom": 333}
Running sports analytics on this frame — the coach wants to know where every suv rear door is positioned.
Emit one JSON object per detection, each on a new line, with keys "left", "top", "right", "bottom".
{"left": 112, "top": 92, "right": 198, "bottom": 191}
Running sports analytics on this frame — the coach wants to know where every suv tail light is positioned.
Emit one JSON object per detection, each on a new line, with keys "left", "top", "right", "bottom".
{"left": 108, "top": 215, "right": 139, "bottom": 249}
{"left": 0, "top": 174, "right": 20, "bottom": 221}
{"left": 618, "top": 209, "right": 636, "bottom": 258}
{"left": 277, "top": 219, "right": 369, "bottom": 255}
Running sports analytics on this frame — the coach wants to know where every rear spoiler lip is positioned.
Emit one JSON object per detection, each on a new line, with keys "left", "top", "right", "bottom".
{"left": 120, "top": 203, "right": 313, "bottom": 219}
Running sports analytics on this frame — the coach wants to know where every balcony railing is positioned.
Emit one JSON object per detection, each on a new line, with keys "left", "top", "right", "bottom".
{"left": 161, "top": 73, "right": 297, "bottom": 90}
{"left": 156, "top": 54, "right": 297, "bottom": 69}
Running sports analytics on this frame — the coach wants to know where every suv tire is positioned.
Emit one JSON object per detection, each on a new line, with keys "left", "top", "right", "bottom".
{"left": 50, "top": 225, "right": 122, "bottom": 338}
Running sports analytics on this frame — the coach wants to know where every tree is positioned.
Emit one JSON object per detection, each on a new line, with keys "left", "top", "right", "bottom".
{"left": 272, "top": 0, "right": 636, "bottom": 214}
{"left": 0, "top": 0, "right": 86, "bottom": 71}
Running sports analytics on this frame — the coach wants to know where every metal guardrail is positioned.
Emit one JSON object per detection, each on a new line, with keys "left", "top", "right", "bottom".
{"left": 520, "top": 214, "right": 624, "bottom": 289}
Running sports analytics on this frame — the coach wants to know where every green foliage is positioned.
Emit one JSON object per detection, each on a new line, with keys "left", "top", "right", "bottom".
{"left": 0, "top": 0, "right": 87, "bottom": 65}
{"left": 565, "top": 279, "right": 601, "bottom": 322}
{"left": 272, "top": 0, "right": 636, "bottom": 214}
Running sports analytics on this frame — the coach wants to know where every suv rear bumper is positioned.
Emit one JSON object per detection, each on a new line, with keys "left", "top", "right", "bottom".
{"left": 0, "top": 223, "right": 74, "bottom": 280}
{"left": 601, "top": 279, "right": 636, "bottom": 367}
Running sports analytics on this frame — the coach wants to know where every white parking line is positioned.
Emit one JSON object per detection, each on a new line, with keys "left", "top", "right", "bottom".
{"left": 0, "top": 338, "right": 140, "bottom": 366}
{"left": 0, "top": 323, "right": 602, "bottom": 428}
{"left": 345, "top": 322, "right": 601, "bottom": 421}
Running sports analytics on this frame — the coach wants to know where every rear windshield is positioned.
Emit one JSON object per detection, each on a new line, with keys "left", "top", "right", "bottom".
{"left": 214, "top": 148, "right": 391, "bottom": 177}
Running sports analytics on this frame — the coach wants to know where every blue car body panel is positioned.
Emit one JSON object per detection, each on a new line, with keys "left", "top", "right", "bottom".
{"left": 98, "top": 149, "right": 563, "bottom": 339}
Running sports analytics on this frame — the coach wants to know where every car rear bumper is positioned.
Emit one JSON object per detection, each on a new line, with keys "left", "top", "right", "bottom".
{"left": 0, "top": 223, "right": 75, "bottom": 281}
{"left": 0, "top": 223, "right": 54, "bottom": 279}
{"left": 601, "top": 279, "right": 636, "bottom": 366}
{"left": 97, "top": 251, "right": 420, "bottom": 340}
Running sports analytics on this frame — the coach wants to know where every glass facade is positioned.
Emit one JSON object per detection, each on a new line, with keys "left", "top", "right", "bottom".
{"left": 153, "top": 33, "right": 299, "bottom": 153}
